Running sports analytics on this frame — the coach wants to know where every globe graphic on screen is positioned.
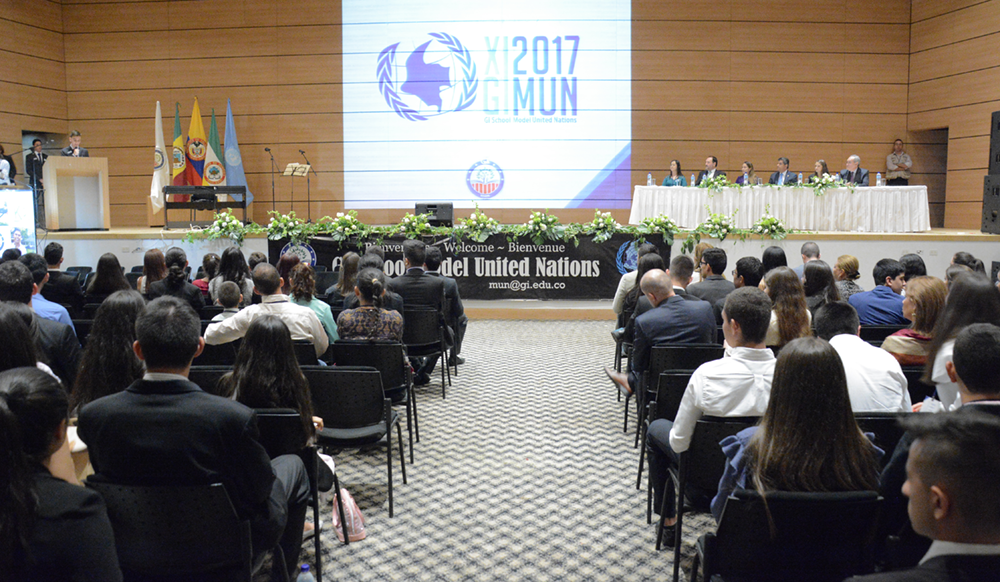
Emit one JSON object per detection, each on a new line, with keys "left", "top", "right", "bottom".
{"left": 396, "top": 39, "right": 461, "bottom": 116}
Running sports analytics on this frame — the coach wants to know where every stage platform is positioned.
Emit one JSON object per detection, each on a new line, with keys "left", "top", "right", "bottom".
{"left": 36, "top": 227, "right": 999, "bottom": 321}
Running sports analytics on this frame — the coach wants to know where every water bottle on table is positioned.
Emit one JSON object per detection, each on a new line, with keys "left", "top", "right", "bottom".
{"left": 798, "top": 173, "right": 803, "bottom": 185}
{"left": 297, "top": 564, "right": 316, "bottom": 582}
{"left": 647, "top": 173, "right": 652, "bottom": 186}
{"left": 691, "top": 173, "right": 696, "bottom": 186}
{"left": 876, "top": 172, "right": 883, "bottom": 187}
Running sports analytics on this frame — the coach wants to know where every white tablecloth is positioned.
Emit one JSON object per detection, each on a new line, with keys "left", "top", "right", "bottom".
{"left": 628, "top": 185, "right": 931, "bottom": 233}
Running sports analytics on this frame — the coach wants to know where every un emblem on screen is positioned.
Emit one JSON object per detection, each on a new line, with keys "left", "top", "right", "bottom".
{"left": 377, "top": 32, "right": 478, "bottom": 121}
{"left": 466, "top": 160, "right": 504, "bottom": 199}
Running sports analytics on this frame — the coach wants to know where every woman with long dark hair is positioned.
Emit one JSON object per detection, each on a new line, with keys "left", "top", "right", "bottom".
{"left": 621, "top": 253, "right": 666, "bottom": 334}
{"left": 70, "top": 290, "right": 146, "bottom": 413}
{"left": 330, "top": 251, "right": 361, "bottom": 306}
{"left": 0, "top": 303, "right": 56, "bottom": 379}
{"left": 0, "top": 367, "right": 122, "bottom": 581}
{"left": 275, "top": 253, "right": 300, "bottom": 296}
{"left": 193, "top": 252, "right": 219, "bottom": 299}
{"left": 761, "top": 246, "right": 787, "bottom": 275}
{"left": 217, "top": 316, "right": 318, "bottom": 443}
{"left": 135, "top": 248, "right": 166, "bottom": 296}
{"left": 84, "top": 253, "right": 131, "bottom": 304}
{"left": 711, "top": 337, "right": 882, "bottom": 522}
{"left": 923, "top": 272, "right": 1000, "bottom": 410}
{"left": 881, "top": 276, "right": 947, "bottom": 367}
{"left": 802, "top": 260, "right": 840, "bottom": 316}
{"left": 661, "top": 159, "right": 686, "bottom": 186}
{"left": 146, "top": 247, "right": 205, "bottom": 312}
{"left": 209, "top": 247, "right": 253, "bottom": 307}
{"left": 289, "top": 263, "right": 338, "bottom": 345}
{"left": 761, "top": 267, "right": 811, "bottom": 347}
{"left": 337, "top": 268, "right": 404, "bottom": 341}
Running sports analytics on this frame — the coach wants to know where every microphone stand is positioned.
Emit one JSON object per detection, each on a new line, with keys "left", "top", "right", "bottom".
{"left": 299, "top": 150, "right": 316, "bottom": 222}
{"left": 265, "top": 148, "right": 277, "bottom": 214}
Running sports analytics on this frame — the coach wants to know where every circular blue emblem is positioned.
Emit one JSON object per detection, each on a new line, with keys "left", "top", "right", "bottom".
{"left": 616, "top": 241, "right": 639, "bottom": 275}
{"left": 466, "top": 159, "right": 504, "bottom": 199}
{"left": 376, "top": 32, "right": 478, "bottom": 122}
{"left": 280, "top": 242, "right": 318, "bottom": 267}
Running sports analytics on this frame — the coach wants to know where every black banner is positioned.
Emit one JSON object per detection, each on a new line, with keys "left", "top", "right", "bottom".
{"left": 269, "top": 233, "right": 669, "bottom": 301}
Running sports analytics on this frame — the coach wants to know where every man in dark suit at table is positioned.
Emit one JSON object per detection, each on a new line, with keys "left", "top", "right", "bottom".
{"left": 40, "top": 242, "right": 85, "bottom": 317}
{"left": 388, "top": 239, "right": 447, "bottom": 385}
{"left": 768, "top": 157, "right": 797, "bottom": 186}
{"left": 696, "top": 156, "right": 726, "bottom": 186}
{"left": 60, "top": 130, "right": 89, "bottom": 157}
{"left": 839, "top": 154, "right": 870, "bottom": 186}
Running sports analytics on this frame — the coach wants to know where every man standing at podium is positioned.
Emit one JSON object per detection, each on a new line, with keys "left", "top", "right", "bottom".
{"left": 26, "top": 139, "right": 47, "bottom": 222}
{"left": 60, "top": 130, "right": 89, "bottom": 157}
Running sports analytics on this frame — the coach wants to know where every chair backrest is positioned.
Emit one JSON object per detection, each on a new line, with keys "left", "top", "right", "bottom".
{"left": 859, "top": 325, "right": 907, "bottom": 342}
{"left": 682, "top": 416, "right": 760, "bottom": 493}
{"left": 855, "top": 412, "right": 911, "bottom": 465}
{"left": 86, "top": 481, "right": 252, "bottom": 581}
{"left": 710, "top": 489, "right": 882, "bottom": 582}
{"left": 193, "top": 341, "right": 241, "bottom": 367}
{"left": 401, "top": 307, "right": 442, "bottom": 347}
{"left": 253, "top": 408, "right": 309, "bottom": 458}
{"left": 331, "top": 340, "right": 408, "bottom": 390}
{"left": 130, "top": 265, "right": 144, "bottom": 273}
{"left": 83, "top": 271, "right": 96, "bottom": 290}
{"left": 200, "top": 305, "right": 224, "bottom": 320}
{"left": 72, "top": 319, "right": 94, "bottom": 347}
{"left": 292, "top": 340, "right": 320, "bottom": 366}
{"left": 314, "top": 270, "right": 339, "bottom": 293}
{"left": 649, "top": 343, "right": 724, "bottom": 373}
{"left": 303, "top": 366, "right": 385, "bottom": 429}
{"left": 125, "top": 271, "right": 141, "bottom": 289}
{"left": 82, "top": 302, "right": 102, "bottom": 318}
{"left": 188, "top": 366, "right": 233, "bottom": 397}
{"left": 900, "top": 366, "right": 936, "bottom": 404}
{"left": 650, "top": 371, "right": 693, "bottom": 423}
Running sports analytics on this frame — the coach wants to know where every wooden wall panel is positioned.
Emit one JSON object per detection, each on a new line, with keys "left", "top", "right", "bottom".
{"left": 910, "top": 1, "right": 1000, "bottom": 52}
{"left": 911, "top": 0, "right": 984, "bottom": 23}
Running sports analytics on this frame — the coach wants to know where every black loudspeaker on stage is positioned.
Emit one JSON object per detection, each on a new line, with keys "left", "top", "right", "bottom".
{"left": 982, "top": 175, "right": 1000, "bottom": 235}
{"left": 991, "top": 110, "right": 1000, "bottom": 176}
{"left": 415, "top": 202, "right": 454, "bottom": 227}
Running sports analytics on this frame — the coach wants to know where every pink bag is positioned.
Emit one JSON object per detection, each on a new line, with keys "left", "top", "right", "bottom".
{"left": 331, "top": 488, "right": 367, "bottom": 542}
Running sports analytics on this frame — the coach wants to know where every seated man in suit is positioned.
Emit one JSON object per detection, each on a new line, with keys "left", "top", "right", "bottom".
{"left": 40, "top": 242, "right": 85, "bottom": 317}
{"left": 79, "top": 297, "right": 309, "bottom": 581}
{"left": 768, "top": 157, "right": 798, "bottom": 186}
{"left": 424, "top": 245, "right": 467, "bottom": 366}
{"left": 849, "top": 258, "right": 908, "bottom": 325}
{"left": 839, "top": 154, "right": 870, "bottom": 186}
{"left": 714, "top": 256, "right": 764, "bottom": 324}
{"left": 388, "top": 239, "right": 447, "bottom": 385}
{"left": 644, "top": 287, "right": 776, "bottom": 543}
{"left": 630, "top": 255, "right": 705, "bottom": 327}
{"left": 696, "top": 156, "right": 726, "bottom": 186}
{"left": 205, "top": 263, "right": 329, "bottom": 357}
{"left": 603, "top": 268, "right": 716, "bottom": 397}
{"left": 19, "top": 252, "right": 75, "bottom": 330}
{"left": 60, "top": 130, "right": 89, "bottom": 157}
{"left": 688, "top": 248, "right": 736, "bottom": 306}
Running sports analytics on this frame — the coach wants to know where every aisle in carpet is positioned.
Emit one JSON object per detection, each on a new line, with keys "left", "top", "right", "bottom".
{"left": 297, "top": 320, "right": 712, "bottom": 581}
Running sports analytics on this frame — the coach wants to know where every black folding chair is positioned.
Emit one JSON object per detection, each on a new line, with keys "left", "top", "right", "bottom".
{"left": 292, "top": 340, "right": 320, "bottom": 366}
{"left": 694, "top": 489, "right": 882, "bottom": 582}
{"left": 125, "top": 271, "right": 141, "bottom": 290}
{"left": 193, "top": 340, "right": 241, "bottom": 367}
{"left": 638, "top": 371, "right": 692, "bottom": 498}
{"left": 402, "top": 307, "right": 450, "bottom": 397}
{"left": 188, "top": 366, "right": 234, "bottom": 397}
{"left": 72, "top": 319, "right": 94, "bottom": 348}
{"left": 200, "top": 305, "right": 225, "bottom": 320}
{"left": 901, "top": 366, "right": 937, "bottom": 404}
{"left": 859, "top": 325, "right": 908, "bottom": 343}
{"left": 855, "top": 411, "right": 912, "bottom": 469}
{"left": 304, "top": 366, "right": 407, "bottom": 517}
{"left": 82, "top": 302, "right": 102, "bottom": 319}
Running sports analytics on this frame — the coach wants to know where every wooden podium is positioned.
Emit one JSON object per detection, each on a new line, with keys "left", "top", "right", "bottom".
{"left": 42, "top": 157, "right": 111, "bottom": 230}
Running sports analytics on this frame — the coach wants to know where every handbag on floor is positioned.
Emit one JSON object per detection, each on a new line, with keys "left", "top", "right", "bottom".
{"left": 332, "top": 488, "right": 367, "bottom": 542}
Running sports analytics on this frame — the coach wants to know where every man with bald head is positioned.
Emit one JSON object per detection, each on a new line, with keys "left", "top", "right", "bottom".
{"left": 605, "top": 268, "right": 716, "bottom": 396}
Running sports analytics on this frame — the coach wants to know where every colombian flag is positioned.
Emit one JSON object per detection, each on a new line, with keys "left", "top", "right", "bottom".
{"left": 184, "top": 98, "right": 207, "bottom": 186}
{"left": 171, "top": 103, "right": 188, "bottom": 201}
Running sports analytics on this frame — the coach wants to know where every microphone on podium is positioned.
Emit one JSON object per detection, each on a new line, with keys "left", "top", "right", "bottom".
{"left": 264, "top": 147, "right": 271, "bottom": 152}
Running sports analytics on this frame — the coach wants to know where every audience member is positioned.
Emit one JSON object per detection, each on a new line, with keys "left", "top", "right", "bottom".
{"left": 136, "top": 248, "right": 166, "bottom": 296}
{"left": 0, "top": 303, "right": 58, "bottom": 378}
{"left": 211, "top": 281, "right": 242, "bottom": 321}
{"left": 275, "top": 253, "right": 300, "bottom": 296}
{"left": 810, "top": 159, "right": 831, "bottom": 182}
{"left": 84, "top": 253, "right": 131, "bottom": 305}
{"left": 848, "top": 258, "right": 908, "bottom": 325}
{"left": 712, "top": 336, "right": 882, "bottom": 522}
{"left": 387, "top": 240, "right": 450, "bottom": 385}
{"left": 289, "top": 263, "right": 338, "bottom": 346}
{"left": 884, "top": 138, "right": 912, "bottom": 186}
{"left": 364, "top": 245, "right": 386, "bottom": 261}
{"left": 612, "top": 243, "right": 658, "bottom": 315}
{"left": 630, "top": 255, "right": 706, "bottom": 331}
{"left": 69, "top": 291, "right": 146, "bottom": 414}
{"left": 1, "top": 248, "right": 22, "bottom": 263}
{"left": 691, "top": 242, "right": 713, "bottom": 284}
{"left": 713, "top": 256, "right": 764, "bottom": 324}
{"left": 761, "top": 266, "right": 811, "bottom": 347}
{"left": 604, "top": 269, "right": 716, "bottom": 397}
{"left": 814, "top": 302, "right": 910, "bottom": 412}
{"left": 146, "top": 247, "right": 205, "bottom": 312}
{"left": 209, "top": 246, "right": 253, "bottom": 308}
{"left": 327, "top": 251, "right": 360, "bottom": 307}
{"left": 793, "top": 241, "right": 820, "bottom": 278}
{"left": 922, "top": 273, "right": 1000, "bottom": 411}
{"left": 40, "top": 242, "right": 84, "bottom": 316}
{"left": 768, "top": 157, "right": 797, "bottom": 186}
{"left": 644, "top": 287, "right": 776, "bottom": 539}
{"left": 0, "top": 261, "right": 80, "bottom": 391}
{"left": 882, "top": 276, "right": 947, "bottom": 366}
{"left": 620, "top": 253, "right": 667, "bottom": 339}
{"left": 834, "top": 254, "right": 865, "bottom": 300}
{"left": 205, "top": 264, "right": 329, "bottom": 357}
{"left": 341, "top": 253, "right": 405, "bottom": 313}
{"left": 900, "top": 252, "right": 927, "bottom": 283}
{"left": 951, "top": 251, "right": 985, "bottom": 275}
{"left": 761, "top": 245, "right": 788, "bottom": 274}
{"left": 734, "top": 161, "right": 757, "bottom": 185}
{"left": 19, "top": 253, "right": 74, "bottom": 330}
{"left": 425, "top": 245, "right": 467, "bottom": 366}
{"left": 194, "top": 252, "right": 219, "bottom": 299}
{"left": 78, "top": 297, "right": 309, "bottom": 581}
{"left": 337, "top": 268, "right": 404, "bottom": 342}
{"left": 944, "top": 263, "right": 972, "bottom": 289}
{"left": 218, "top": 315, "right": 320, "bottom": 444}
{"left": 802, "top": 259, "right": 840, "bottom": 316}
{"left": 1, "top": 367, "right": 122, "bottom": 581}
{"left": 839, "top": 154, "right": 870, "bottom": 186}
{"left": 247, "top": 251, "right": 268, "bottom": 272}
{"left": 688, "top": 247, "right": 735, "bottom": 304}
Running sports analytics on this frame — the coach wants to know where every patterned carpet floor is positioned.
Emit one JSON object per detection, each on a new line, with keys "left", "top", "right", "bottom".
{"left": 298, "top": 320, "right": 714, "bottom": 581}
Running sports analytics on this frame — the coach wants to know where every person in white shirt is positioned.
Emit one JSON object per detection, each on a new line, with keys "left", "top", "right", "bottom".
{"left": 644, "top": 287, "right": 776, "bottom": 540}
{"left": 813, "top": 301, "right": 911, "bottom": 413}
{"left": 204, "top": 263, "right": 328, "bottom": 357}
{"left": 611, "top": 243, "right": 658, "bottom": 316}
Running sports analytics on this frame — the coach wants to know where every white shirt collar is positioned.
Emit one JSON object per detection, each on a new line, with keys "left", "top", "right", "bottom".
{"left": 921, "top": 540, "right": 1000, "bottom": 564}
{"left": 143, "top": 372, "right": 189, "bottom": 382}
{"left": 262, "top": 293, "right": 290, "bottom": 304}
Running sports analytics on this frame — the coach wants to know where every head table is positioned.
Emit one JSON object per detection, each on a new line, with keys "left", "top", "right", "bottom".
{"left": 628, "top": 185, "right": 931, "bottom": 233}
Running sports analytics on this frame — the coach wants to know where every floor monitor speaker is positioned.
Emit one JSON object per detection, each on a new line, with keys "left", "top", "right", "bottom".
{"left": 982, "top": 175, "right": 1000, "bottom": 234}
{"left": 415, "top": 202, "right": 454, "bottom": 227}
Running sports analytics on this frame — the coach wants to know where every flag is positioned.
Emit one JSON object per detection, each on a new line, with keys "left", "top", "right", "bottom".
{"left": 204, "top": 108, "right": 227, "bottom": 188}
{"left": 184, "top": 97, "right": 207, "bottom": 186}
{"left": 223, "top": 99, "right": 253, "bottom": 204}
{"left": 150, "top": 101, "right": 169, "bottom": 212}
{"left": 171, "top": 102, "right": 188, "bottom": 201}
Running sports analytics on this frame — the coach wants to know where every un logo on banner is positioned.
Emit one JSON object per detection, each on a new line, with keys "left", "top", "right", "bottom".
{"left": 280, "top": 242, "right": 318, "bottom": 267}
{"left": 466, "top": 160, "right": 504, "bottom": 198}
{"left": 377, "top": 32, "right": 478, "bottom": 122}
{"left": 616, "top": 241, "right": 639, "bottom": 275}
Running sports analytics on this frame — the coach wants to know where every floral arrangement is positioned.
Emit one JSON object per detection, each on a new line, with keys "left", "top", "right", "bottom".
{"left": 584, "top": 210, "right": 621, "bottom": 243}
{"left": 636, "top": 214, "right": 679, "bottom": 246}
{"left": 317, "top": 210, "right": 368, "bottom": 242}
{"left": 520, "top": 210, "right": 569, "bottom": 246}
{"left": 184, "top": 210, "right": 260, "bottom": 246}
{"left": 801, "top": 173, "right": 842, "bottom": 197}
{"left": 393, "top": 212, "right": 433, "bottom": 238}
{"left": 454, "top": 205, "right": 502, "bottom": 242}
{"left": 749, "top": 206, "right": 789, "bottom": 241}
{"left": 698, "top": 174, "right": 731, "bottom": 193}
{"left": 680, "top": 208, "right": 738, "bottom": 253}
